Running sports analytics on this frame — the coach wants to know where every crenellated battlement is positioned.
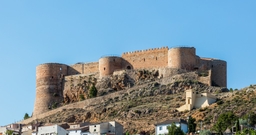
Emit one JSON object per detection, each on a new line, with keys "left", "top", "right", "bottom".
{"left": 122, "top": 46, "right": 169, "bottom": 55}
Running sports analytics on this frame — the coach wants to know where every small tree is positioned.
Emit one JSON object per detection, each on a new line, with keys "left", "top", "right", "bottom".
{"left": 175, "top": 126, "right": 185, "bottom": 135}
{"left": 230, "top": 88, "right": 233, "bottom": 92}
{"left": 5, "top": 130, "right": 14, "bottom": 135}
{"left": 167, "top": 123, "right": 185, "bottom": 135}
{"left": 236, "top": 119, "right": 240, "bottom": 132}
{"left": 89, "top": 84, "right": 97, "bottom": 98}
{"left": 213, "top": 112, "right": 237, "bottom": 134}
{"left": 24, "top": 113, "right": 30, "bottom": 120}
{"left": 167, "top": 123, "right": 176, "bottom": 135}
{"left": 188, "top": 116, "right": 196, "bottom": 133}
{"left": 245, "top": 112, "right": 256, "bottom": 126}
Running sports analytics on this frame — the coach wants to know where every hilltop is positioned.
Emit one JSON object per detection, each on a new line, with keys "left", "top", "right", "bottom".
{"left": 21, "top": 68, "right": 232, "bottom": 134}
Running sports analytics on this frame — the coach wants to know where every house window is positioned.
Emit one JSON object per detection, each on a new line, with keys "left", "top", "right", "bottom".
{"left": 94, "top": 129, "right": 96, "bottom": 132}
{"left": 159, "top": 126, "right": 162, "bottom": 130}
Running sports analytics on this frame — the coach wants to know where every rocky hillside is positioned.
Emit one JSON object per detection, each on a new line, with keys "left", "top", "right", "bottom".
{"left": 191, "top": 85, "right": 256, "bottom": 128}
{"left": 28, "top": 69, "right": 231, "bottom": 134}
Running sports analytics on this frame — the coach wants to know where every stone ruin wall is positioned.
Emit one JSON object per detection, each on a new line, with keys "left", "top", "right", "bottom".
{"left": 197, "top": 69, "right": 212, "bottom": 86}
{"left": 200, "top": 58, "right": 227, "bottom": 87}
{"left": 121, "top": 47, "right": 169, "bottom": 69}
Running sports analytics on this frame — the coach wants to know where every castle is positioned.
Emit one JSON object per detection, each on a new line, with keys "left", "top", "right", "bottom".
{"left": 33, "top": 46, "right": 226, "bottom": 117}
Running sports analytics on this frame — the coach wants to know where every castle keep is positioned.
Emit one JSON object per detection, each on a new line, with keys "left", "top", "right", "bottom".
{"left": 33, "top": 47, "right": 227, "bottom": 116}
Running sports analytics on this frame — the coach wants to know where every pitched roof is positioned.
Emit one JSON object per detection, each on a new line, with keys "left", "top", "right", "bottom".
{"left": 155, "top": 119, "right": 187, "bottom": 126}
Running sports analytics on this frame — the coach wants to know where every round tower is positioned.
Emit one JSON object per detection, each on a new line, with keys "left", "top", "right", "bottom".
{"left": 99, "top": 56, "right": 123, "bottom": 77}
{"left": 211, "top": 59, "right": 227, "bottom": 87}
{"left": 168, "top": 47, "right": 197, "bottom": 70}
{"left": 33, "top": 63, "right": 68, "bottom": 116}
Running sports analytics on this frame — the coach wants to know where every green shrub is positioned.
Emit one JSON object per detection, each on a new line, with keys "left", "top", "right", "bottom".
{"left": 217, "top": 100, "right": 224, "bottom": 105}
{"left": 24, "top": 113, "right": 30, "bottom": 120}
{"left": 52, "top": 102, "right": 58, "bottom": 109}
{"left": 89, "top": 84, "right": 97, "bottom": 98}
{"left": 79, "top": 94, "right": 85, "bottom": 101}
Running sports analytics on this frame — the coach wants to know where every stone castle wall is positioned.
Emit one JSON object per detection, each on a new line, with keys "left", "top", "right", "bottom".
{"left": 34, "top": 63, "right": 68, "bottom": 116}
{"left": 200, "top": 58, "right": 227, "bottom": 87}
{"left": 211, "top": 60, "right": 227, "bottom": 87}
{"left": 121, "top": 47, "right": 169, "bottom": 69}
{"left": 168, "top": 47, "right": 197, "bottom": 70}
{"left": 69, "top": 62, "right": 99, "bottom": 75}
{"left": 99, "top": 57, "right": 123, "bottom": 77}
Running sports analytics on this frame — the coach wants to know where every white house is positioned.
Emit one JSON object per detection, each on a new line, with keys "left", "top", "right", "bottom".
{"left": 32, "top": 124, "right": 69, "bottom": 135}
{"left": 155, "top": 119, "right": 188, "bottom": 135}
{"left": 177, "top": 89, "right": 217, "bottom": 111}
{"left": 67, "top": 122, "right": 91, "bottom": 135}
{"left": 89, "top": 121, "right": 123, "bottom": 135}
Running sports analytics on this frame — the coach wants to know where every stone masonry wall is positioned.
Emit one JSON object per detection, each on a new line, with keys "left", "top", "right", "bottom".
{"left": 99, "top": 57, "right": 123, "bottom": 77}
{"left": 168, "top": 47, "right": 197, "bottom": 70}
{"left": 121, "top": 47, "right": 169, "bottom": 69}
{"left": 34, "top": 63, "right": 68, "bottom": 116}
{"left": 83, "top": 62, "right": 99, "bottom": 74}
{"left": 69, "top": 62, "right": 99, "bottom": 75}
{"left": 211, "top": 60, "right": 227, "bottom": 87}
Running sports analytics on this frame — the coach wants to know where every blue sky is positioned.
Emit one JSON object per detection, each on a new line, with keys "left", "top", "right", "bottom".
{"left": 0, "top": 1, "right": 255, "bottom": 126}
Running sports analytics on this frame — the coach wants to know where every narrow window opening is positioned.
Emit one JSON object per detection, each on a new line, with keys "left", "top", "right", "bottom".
{"left": 104, "top": 67, "right": 106, "bottom": 70}
{"left": 113, "top": 59, "right": 115, "bottom": 62}
{"left": 60, "top": 68, "right": 62, "bottom": 71}
{"left": 211, "top": 65, "right": 213, "bottom": 68}
{"left": 51, "top": 76, "right": 53, "bottom": 79}
{"left": 156, "top": 57, "right": 157, "bottom": 60}
{"left": 144, "top": 58, "right": 145, "bottom": 62}
{"left": 127, "top": 66, "right": 131, "bottom": 70}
